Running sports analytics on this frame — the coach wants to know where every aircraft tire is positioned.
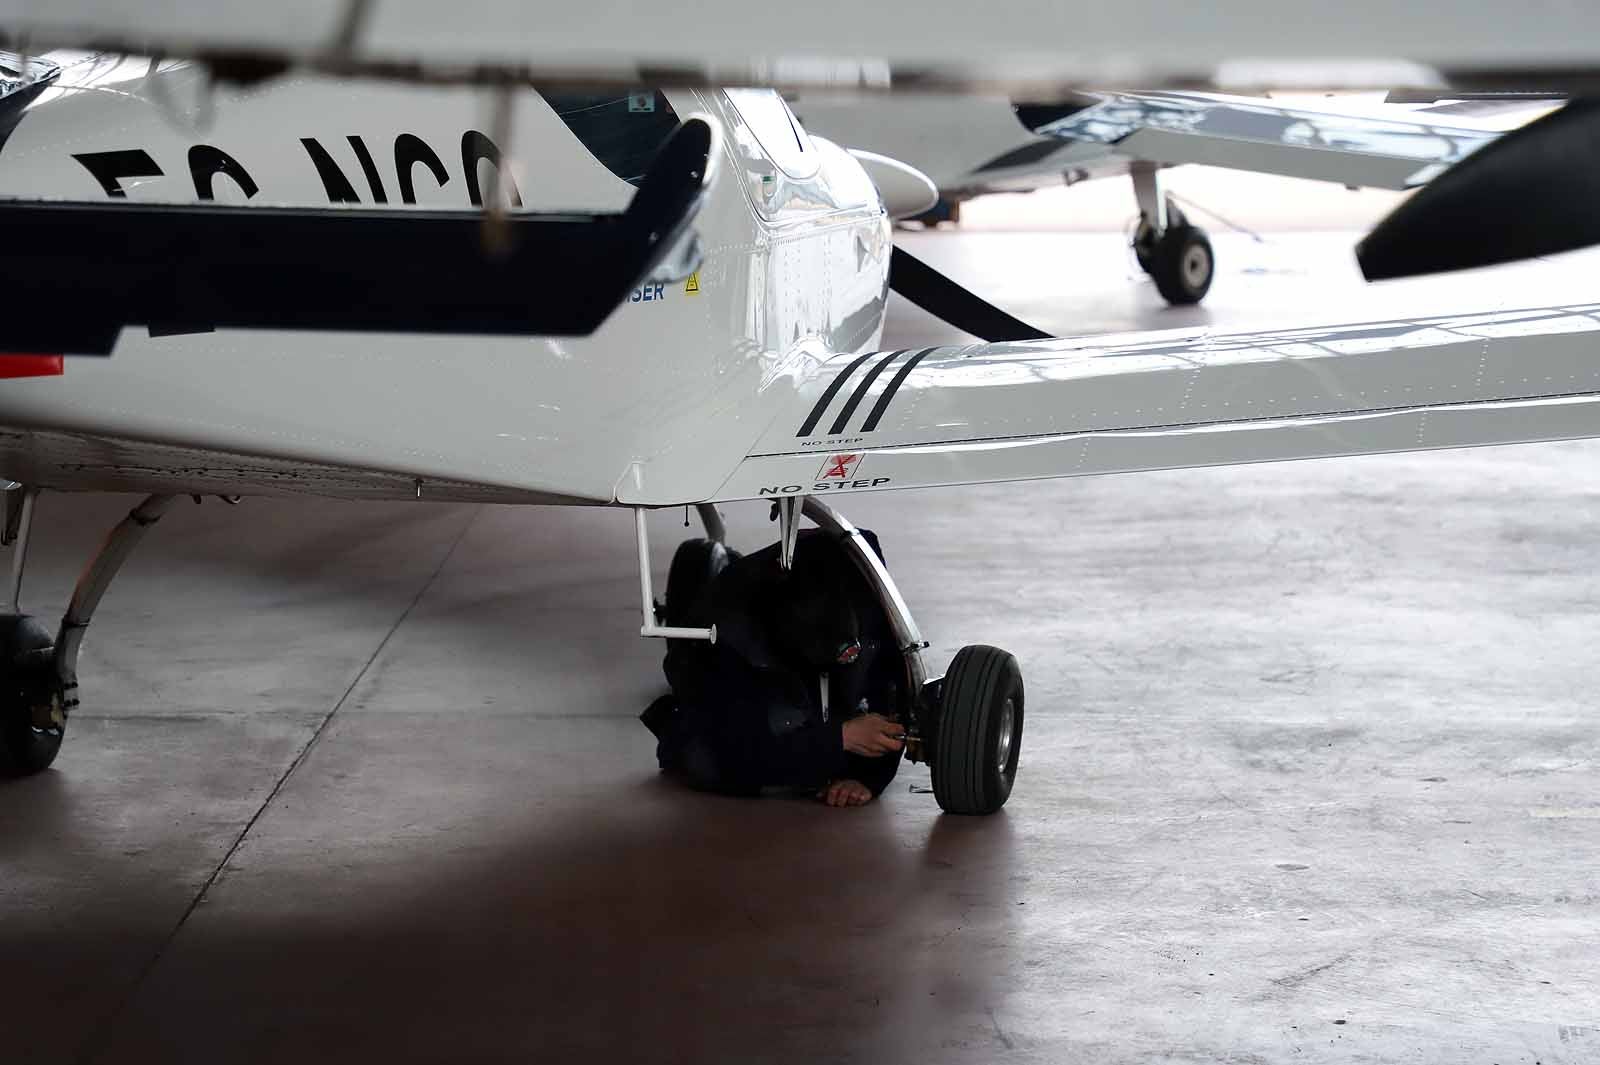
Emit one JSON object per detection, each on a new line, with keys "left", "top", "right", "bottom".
{"left": 932, "top": 644, "right": 1023, "bottom": 815}
{"left": 1133, "top": 220, "right": 1157, "bottom": 275}
{"left": 1149, "top": 224, "right": 1214, "bottom": 306}
{"left": 1133, "top": 235, "right": 1155, "bottom": 275}
{"left": 1132, "top": 199, "right": 1186, "bottom": 276}
{"left": 664, "top": 538, "right": 738, "bottom": 650}
{"left": 0, "top": 614, "right": 65, "bottom": 776}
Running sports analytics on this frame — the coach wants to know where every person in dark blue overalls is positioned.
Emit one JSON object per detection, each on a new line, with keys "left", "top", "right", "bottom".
{"left": 641, "top": 529, "right": 906, "bottom": 807}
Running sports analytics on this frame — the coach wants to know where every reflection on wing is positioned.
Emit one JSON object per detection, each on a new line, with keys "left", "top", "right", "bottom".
{"left": 1018, "top": 91, "right": 1516, "bottom": 189}
{"left": 709, "top": 306, "right": 1600, "bottom": 501}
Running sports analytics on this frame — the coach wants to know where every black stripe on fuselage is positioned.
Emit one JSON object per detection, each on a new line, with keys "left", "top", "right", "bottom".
{"left": 828, "top": 350, "right": 905, "bottom": 435}
{"left": 860, "top": 347, "right": 935, "bottom": 432}
{"left": 796, "top": 351, "right": 885, "bottom": 437}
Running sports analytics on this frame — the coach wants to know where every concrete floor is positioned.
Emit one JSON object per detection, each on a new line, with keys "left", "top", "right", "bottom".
{"left": 3, "top": 212, "right": 1599, "bottom": 1064}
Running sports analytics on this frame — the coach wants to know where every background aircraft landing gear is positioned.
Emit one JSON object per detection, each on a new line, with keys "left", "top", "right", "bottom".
{"left": 1131, "top": 164, "right": 1214, "bottom": 306}
{"left": 1139, "top": 222, "right": 1214, "bottom": 307}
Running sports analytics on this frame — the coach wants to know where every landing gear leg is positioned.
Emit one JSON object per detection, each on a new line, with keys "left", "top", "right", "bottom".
{"left": 0, "top": 491, "right": 177, "bottom": 776}
{"left": 802, "top": 497, "right": 1023, "bottom": 814}
{"left": 1130, "top": 162, "right": 1214, "bottom": 306}
{"left": 693, "top": 503, "right": 725, "bottom": 545}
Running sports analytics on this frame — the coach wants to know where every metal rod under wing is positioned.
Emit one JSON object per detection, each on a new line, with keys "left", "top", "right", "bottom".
{"left": 635, "top": 507, "right": 716, "bottom": 643}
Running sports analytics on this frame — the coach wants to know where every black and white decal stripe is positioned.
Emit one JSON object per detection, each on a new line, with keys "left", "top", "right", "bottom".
{"left": 796, "top": 347, "right": 935, "bottom": 437}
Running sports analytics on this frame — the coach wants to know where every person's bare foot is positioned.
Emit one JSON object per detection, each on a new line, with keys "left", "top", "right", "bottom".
{"left": 818, "top": 779, "right": 872, "bottom": 807}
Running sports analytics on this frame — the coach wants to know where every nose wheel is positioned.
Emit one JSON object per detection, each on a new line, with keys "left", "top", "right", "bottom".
{"left": 930, "top": 644, "right": 1024, "bottom": 815}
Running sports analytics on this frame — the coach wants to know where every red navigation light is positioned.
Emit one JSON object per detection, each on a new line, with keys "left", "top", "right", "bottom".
{"left": 0, "top": 354, "right": 63, "bottom": 378}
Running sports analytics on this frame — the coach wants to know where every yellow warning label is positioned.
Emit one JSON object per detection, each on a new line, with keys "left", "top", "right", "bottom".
{"left": 685, "top": 271, "right": 701, "bottom": 295}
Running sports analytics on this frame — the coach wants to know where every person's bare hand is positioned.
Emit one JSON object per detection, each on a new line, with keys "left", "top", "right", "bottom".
{"left": 818, "top": 779, "right": 873, "bottom": 807}
{"left": 842, "top": 713, "right": 905, "bottom": 757}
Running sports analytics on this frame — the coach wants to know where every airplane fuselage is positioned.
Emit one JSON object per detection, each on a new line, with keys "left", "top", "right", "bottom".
{"left": 0, "top": 55, "right": 892, "bottom": 505}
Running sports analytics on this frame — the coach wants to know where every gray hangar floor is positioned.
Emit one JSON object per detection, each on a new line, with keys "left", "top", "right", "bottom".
{"left": 3, "top": 202, "right": 1598, "bottom": 1063}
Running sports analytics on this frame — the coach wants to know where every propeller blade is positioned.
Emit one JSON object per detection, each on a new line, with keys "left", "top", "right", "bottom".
{"left": 1358, "top": 98, "right": 1600, "bottom": 281}
{"left": 890, "top": 247, "right": 1050, "bottom": 343}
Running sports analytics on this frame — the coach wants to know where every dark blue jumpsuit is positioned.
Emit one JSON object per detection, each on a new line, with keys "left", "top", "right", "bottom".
{"left": 645, "top": 529, "right": 904, "bottom": 798}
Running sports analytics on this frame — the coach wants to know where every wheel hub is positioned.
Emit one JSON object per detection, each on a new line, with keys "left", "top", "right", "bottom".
{"left": 1182, "top": 243, "right": 1212, "bottom": 289}
{"left": 995, "top": 697, "right": 1015, "bottom": 773}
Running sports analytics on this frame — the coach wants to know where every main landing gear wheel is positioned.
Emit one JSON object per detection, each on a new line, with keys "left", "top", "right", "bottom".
{"left": 1146, "top": 224, "right": 1214, "bottom": 306}
{"left": 932, "top": 644, "right": 1024, "bottom": 815}
{"left": 0, "top": 614, "right": 66, "bottom": 776}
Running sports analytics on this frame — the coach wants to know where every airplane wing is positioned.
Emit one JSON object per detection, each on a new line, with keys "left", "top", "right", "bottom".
{"left": 689, "top": 305, "right": 1600, "bottom": 504}
{"left": 6, "top": 0, "right": 1600, "bottom": 95}
{"left": 1016, "top": 91, "right": 1524, "bottom": 190}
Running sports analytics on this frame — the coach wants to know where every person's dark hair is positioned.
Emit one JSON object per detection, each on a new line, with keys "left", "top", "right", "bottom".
{"left": 762, "top": 563, "right": 860, "bottom": 671}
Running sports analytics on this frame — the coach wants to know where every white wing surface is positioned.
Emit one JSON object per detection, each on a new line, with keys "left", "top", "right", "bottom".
{"left": 703, "top": 306, "right": 1600, "bottom": 503}
{"left": 8, "top": 1, "right": 1600, "bottom": 94}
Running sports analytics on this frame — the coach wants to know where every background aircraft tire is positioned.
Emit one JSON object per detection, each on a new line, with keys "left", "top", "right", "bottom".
{"left": 1132, "top": 198, "right": 1187, "bottom": 276}
{"left": 932, "top": 644, "right": 1023, "bottom": 815}
{"left": 0, "top": 614, "right": 65, "bottom": 776}
{"left": 1134, "top": 235, "right": 1155, "bottom": 275}
{"left": 1149, "top": 224, "right": 1214, "bottom": 306}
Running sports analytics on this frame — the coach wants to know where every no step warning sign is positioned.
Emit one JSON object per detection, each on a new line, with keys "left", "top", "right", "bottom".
{"left": 818, "top": 453, "right": 863, "bottom": 481}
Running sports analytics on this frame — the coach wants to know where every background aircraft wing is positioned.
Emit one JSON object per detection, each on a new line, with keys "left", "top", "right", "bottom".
{"left": 1016, "top": 91, "right": 1533, "bottom": 190}
{"left": 693, "top": 305, "right": 1600, "bottom": 504}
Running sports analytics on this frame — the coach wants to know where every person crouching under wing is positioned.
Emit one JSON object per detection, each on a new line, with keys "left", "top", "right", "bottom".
{"left": 640, "top": 529, "right": 907, "bottom": 807}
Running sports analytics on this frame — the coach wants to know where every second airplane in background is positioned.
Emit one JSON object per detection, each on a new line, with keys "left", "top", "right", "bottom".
{"left": 795, "top": 89, "right": 1543, "bottom": 305}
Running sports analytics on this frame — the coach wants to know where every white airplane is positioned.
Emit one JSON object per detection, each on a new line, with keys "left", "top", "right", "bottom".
{"left": 794, "top": 90, "right": 1541, "bottom": 305}
{"left": 3, "top": 51, "right": 1600, "bottom": 818}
